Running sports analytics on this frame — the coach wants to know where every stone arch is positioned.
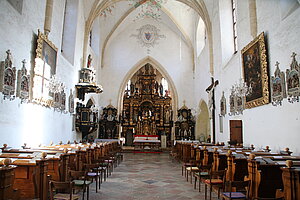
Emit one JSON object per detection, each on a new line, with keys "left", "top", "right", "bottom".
{"left": 195, "top": 99, "right": 210, "bottom": 142}
{"left": 117, "top": 56, "right": 179, "bottom": 122}
{"left": 83, "top": 0, "right": 214, "bottom": 74}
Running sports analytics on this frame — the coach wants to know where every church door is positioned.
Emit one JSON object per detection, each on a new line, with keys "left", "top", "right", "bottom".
{"left": 229, "top": 120, "right": 243, "bottom": 144}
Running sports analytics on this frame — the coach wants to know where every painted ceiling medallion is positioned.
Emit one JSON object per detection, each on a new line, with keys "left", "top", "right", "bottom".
{"left": 131, "top": 24, "right": 166, "bottom": 53}
{"left": 129, "top": 0, "right": 167, "bottom": 21}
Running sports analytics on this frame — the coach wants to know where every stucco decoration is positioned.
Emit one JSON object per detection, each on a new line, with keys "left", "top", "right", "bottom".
{"left": 286, "top": 52, "right": 300, "bottom": 103}
{"left": 129, "top": 0, "right": 167, "bottom": 21}
{"left": 271, "top": 61, "right": 286, "bottom": 106}
{"left": 0, "top": 50, "right": 16, "bottom": 100}
{"left": 131, "top": 24, "right": 166, "bottom": 53}
{"left": 16, "top": 59, "right": 30, "bottom": 102}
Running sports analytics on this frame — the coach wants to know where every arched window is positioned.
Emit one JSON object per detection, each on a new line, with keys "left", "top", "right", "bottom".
{"left": 126, "top": 80, "right": 131, "bottom": 95}
{"left": 219, "top": 0, "right": 236, "bottom": 65}
{"left": 161, "top": 78, "right": 169, "bottom": 96}
{"left": 90, "top": 17, "right": 100, "bottom": 56}
{"left": 61, "top": 0, "right": 78, "bottom": 64}
{"left": 231, "top": 0, "right": 238, "bottom": 54}
{"left": 196, "top": 18, "right": 206, "bottom": 57}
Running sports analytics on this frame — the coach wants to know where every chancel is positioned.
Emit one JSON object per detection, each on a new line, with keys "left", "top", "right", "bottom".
{"left": 0, "top": 0, "right": 300, "bottom": 200}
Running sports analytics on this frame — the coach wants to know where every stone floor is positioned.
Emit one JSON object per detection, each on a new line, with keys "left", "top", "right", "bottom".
{"left": 85, "top": 152, "right": 219, "bottom": 200}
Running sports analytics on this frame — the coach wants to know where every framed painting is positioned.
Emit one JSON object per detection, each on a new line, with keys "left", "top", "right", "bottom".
{"left": 286, "top": 52, "right": 300, "bottom": 102}
{"left": 33, "top": 30, "right": 57, "bottom": 101}
{"left": 271, "top": 62, "right": 286, "bottom": 106}
{"left": 241, "top": 32, "right": 269, "bottom": 109}
{"left": 36, "top": 30, "right": 57, "bottom": 75}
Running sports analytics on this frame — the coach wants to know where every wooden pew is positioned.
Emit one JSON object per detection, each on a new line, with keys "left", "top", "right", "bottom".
{"left": 248, "top": 154, "right": 300, "bottom": 199}
{"left": 281, "top": 161, "right": 300, "bottom": 200}
{"left": 0, "top": 159, "right": 19, "bottom": 200}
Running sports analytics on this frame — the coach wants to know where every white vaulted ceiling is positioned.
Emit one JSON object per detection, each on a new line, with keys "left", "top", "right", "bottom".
{"left": 83, "top": 0, "right": 210, "bottom": 70}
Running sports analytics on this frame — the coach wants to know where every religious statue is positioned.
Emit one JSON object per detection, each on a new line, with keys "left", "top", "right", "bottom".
{"left": 87, "top": 54, "right": 92, "bottom": 68}
{"left": 154, "top": 81, "right": 159, "bottom": 94}
{"left": 159, "top": 83, "right": 163, "bottom": 96}
{"left": 165, "top": 90, "right": 169, "bottom": 97}
{"left": 165, "top": 109, "right": 170, "bottom": 123}
{"left": 130, "top": 82, "right": 135, "bottom": 95}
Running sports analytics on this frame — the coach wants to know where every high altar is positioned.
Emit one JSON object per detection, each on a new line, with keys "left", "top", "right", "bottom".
{"left": 121, "top": 63, "right": 173, "bottom": 146}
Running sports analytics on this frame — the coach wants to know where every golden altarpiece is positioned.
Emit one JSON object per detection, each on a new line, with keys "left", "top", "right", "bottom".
{"left": 121, "top": 64, "right": 173, "bottom": 145}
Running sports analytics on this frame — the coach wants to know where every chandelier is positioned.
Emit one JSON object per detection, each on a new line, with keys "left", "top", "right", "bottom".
{"left": 129, "top": 0, "right": 167, "bottom": 20}
{"left": 231, "top": 78, "right": 252, "bottom": 97}
{"left": 47, "top": 75, "right": 65, "bottom": 94}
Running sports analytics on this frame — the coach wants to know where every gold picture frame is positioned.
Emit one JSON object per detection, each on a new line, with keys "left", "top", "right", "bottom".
{"left": 36, "top": 30, "right": 57, "bottom": 75}
{"left": 241, "top": 32, "right": 269, "bottom": 109}
{"left": 32, "top": 30, "right": 58, "bottom": 104}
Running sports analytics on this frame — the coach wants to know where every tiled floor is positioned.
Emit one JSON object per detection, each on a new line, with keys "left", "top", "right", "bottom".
{"left": 87, "top": 152, "right": 219, "bottom": 200}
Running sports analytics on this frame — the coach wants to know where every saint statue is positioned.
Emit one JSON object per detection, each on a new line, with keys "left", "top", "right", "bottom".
{"left": 87, "top": 54, "right": 92, "bottom": 68}
{"left": 130, "top": 82, "right": 135, "bottom": 95}
{"left": 159, "top": 83, "right": 163, "bottom": 96}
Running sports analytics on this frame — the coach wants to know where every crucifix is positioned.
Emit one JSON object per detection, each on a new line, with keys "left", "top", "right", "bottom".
{"left": 205, "top": 77, "right": 219, "bottom": 144}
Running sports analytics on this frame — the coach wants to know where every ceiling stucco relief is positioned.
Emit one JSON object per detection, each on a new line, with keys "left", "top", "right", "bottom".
{"left": 131, "top": 24, "right": 166, "bottom": 54}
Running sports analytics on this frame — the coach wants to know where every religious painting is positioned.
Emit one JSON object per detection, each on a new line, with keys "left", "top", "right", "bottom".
{"left": 236, "top": 95, "right": 244, "bottom": 114}
{"left": 229, "top": 90, "right": 235, "bottom": 115}
{"left": 42, "top": 39, "right": 57, "bottom": 76}
{"left": 52, "top": 92, "right": 61, "bottom": 109}
{"left": 229, "top": 89, "right": 244, "bottom": 116}
{"left": 0, "top": 50, "right": 16, "bottom": 99}
{"left": 286, "top": 52, "right": 300, "bottom": 102}
{"left": 271, "top": 62, "right": 286, "bottom": 106}
{"left": 241, "top": 32, "right": 269, "bottom": 109}
{"left": 33, "top": 30, "right": 57, "bottom": 101}
{"left": 60, "top": 91, "right": 66, "bottom": 111}
{"left": 16, "top": 59, "right": 30, "bottom": 101}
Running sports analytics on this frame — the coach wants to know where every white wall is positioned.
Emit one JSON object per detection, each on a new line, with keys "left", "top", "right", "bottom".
{"left": 0, "top": 0, "right": 86, "bottom": 148}
{"left": 202, "top": 0, "right": 300, "bottom": 155}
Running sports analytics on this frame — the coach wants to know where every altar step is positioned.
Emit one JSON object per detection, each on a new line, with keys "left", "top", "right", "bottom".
{"left": 121, "top": 146, "right": 170, "bottom": 153}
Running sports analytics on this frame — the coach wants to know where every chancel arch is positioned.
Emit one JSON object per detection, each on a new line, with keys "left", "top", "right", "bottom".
{"left": 195, "top": 99, "right": 210, "bottom": 142}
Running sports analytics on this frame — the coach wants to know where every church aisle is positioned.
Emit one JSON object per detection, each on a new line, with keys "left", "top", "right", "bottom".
{"left": 88, "top": 152, "right": 218, "bottom": 200}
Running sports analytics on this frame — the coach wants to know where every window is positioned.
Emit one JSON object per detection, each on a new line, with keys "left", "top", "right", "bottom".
{"left": 219, "top": 0, "right": 237, "bottom": 65}
{"left": 161, "top": 78, "right": 169, "bottom": 96}
{"left": 126, "top": 80, "right": 131, "bottom": 95}
{"left": 231, "top": 0, "right": 238, "bottom": 54}
{"left": 196, "top": 18, "right": 206, "bottom": 57}
{"left": 61, "top": 0, "right": 78, "bottom": 64}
